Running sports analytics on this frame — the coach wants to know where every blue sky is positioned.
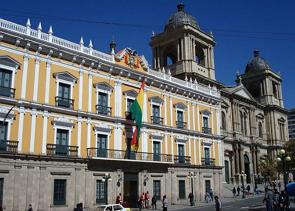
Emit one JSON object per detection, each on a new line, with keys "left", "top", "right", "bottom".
{"left": 1, "top": 0, "right": 295, "bottom": 108}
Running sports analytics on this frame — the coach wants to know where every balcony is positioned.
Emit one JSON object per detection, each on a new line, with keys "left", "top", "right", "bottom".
{"left": 87, "top": 148, "right": 174, "bottom": 163}
{"left": 0, "top": 86, "right": 15, "bottom": 98}
{"left": 96, "top": 105, "right": 112, "bottom": 116}
{"left": 46, "top": 144, "right": 78, "bottom": 157}
{"left": 125, "top": 111, "right": 132, "bottom": 120}
{"left": 176, "top": 121, "right": 187, "bottom": 129}
{"left": 151, "top": 116, "right": 163, "bottom": 125}
{"left": 55, "top": 96, "right": 74, "bottom": 109}
{"left": 0, "top": 140, "right": 18, "bottom": 153}
{"left": 202, "top": 127, "right": 212, "bottom": 134}
{"left": 201, "top": 158, "right": 215, "bottom": 166}
{"left": 174, "top": 155, "right": 191, "bottom": 164}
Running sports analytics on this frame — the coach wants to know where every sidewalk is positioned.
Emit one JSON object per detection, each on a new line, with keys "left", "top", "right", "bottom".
{"left": 140, "top": 194, "right": 264, "bottom": 211}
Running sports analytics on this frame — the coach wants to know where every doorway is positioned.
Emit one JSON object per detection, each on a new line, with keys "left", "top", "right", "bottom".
{"left": 124, "top": 173, "right": 138, "bottom": 208}
{"left": 244, "top": 154, "right": 251, "bottom": 184}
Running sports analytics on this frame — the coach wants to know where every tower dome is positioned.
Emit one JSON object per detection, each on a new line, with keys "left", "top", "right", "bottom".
{"left": 164, "top": 3, "right": 199, "bottom": 31}
{"left": 245, "top": 50, "right": 271, "bottom": 73}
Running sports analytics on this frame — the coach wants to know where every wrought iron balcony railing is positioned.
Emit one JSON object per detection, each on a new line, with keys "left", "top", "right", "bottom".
{"left": 87, "top": 148, "right": 190, "bottom": 164}
{"left": 176, "top": 121, "right": 187, "bottom": 129}
{"left": 0, "top": 140, "right": 18, "bottom": 153}
{"left": 46, "top": 144, "right": 78, "bottom": 157}
{"left": 96, "top": 105, "right": 112, "bottom": 116}
{"left": 201, "top": 158, "right": 215, "bottom": 166}
{"left": 202, "top": 127, "right": 212, "bottom": 134}
{"left": 55, "top": 96, "right": 74, "bottom": 109}
{"left": 151, "top": 116, "right": 163, "bottom": 125}
{"left": 174, "top": 155, "right": 191, "bottom": 164}
{"left": 0, "top": 86, "right": 15, "bottom": 98}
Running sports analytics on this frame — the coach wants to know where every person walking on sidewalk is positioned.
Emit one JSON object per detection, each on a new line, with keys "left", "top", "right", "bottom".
{"left": 162, "top": 195, "right": 168, "bottom": 211}
{"left": 188, "top": 192, "right": 194, "bottom": 206}
{"left": 214, "top": 196, "right": 221, "bottom": 211}
{"left": 273, "top": 189, "right": 280, "bottom": 211}
{"left": 232, "top": 187, "right": 236, "bottom": 198}
{"left": 237, "top": 186, "right": 240, "bottom": 197}
{"left": 263, "top": 187, "right": 274, "bottom": 211}
{"left": 152, "top": 194, "right": 157, "bottom": 210}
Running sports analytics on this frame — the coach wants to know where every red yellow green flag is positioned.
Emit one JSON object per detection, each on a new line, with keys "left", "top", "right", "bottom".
{"left": 130, "top": 81, "right": 144, "bottom": 151}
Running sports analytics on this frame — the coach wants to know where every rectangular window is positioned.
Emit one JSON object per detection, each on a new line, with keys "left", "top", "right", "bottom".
{"left": 97, "top": 134, "right": 108, "bottom": 158}
{"left": 127, "top": 98, "right": 134, "bottom": 112}
{"left": 178, "top": 180, "right": 185, "bottom": 199}
{"left": 153, "top": 141, "right": 161, "bottom": 161}
{"left": 153, "top": 180, "right": 161, "bottom": 200}
{"left": 178, "top": 144, "right": 185, "bottom": 163}
{"left": 0, "top": 122, "right": 8, "bottom": 152}
{"left": 96, "top": 180, "right": 106, "bottom": 204}
{"left": 97, "top": 92, "right": 109, "bottom": 115}
{"left": 57, "top": 83, "right": 71, "bottom": 108}
{"left": 0, "top": 178, "right": 3, "bottom": 207}
{"left": 53, "top": 179, "right": 66, "bottom": 205}
{"left": 204, "top": 148, "right": 210, "bottom": 165}
{"left": 152, "top": 105, "right": 161, "bottom": 124}
{"left": 203, "top": 116, "right": 209, "bottom": 128}
{"left": 0, "top": 68, "right": 12, "bottom": 97}
{"left": 56, "top": 129, "right": 69, "bottom": 156}
{"left": 176, "top": 110, "right": 184, "bottom": 128}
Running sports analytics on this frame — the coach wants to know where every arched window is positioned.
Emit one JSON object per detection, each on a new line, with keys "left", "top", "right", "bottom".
{"left": 258, "top": 122, "right": 263, "bottom": 138}
{"left": 221, "top": 111, "right": 226, "bottom": 130}
{"left": 240, "top": 111, "right": 244, "bottom": 134}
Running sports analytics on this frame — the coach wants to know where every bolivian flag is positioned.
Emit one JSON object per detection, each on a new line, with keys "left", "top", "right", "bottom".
{"left": 130, "top": 81, "right": 144, "bottom": 151}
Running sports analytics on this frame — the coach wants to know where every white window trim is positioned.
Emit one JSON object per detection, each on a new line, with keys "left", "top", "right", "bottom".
{"left": 125, "top": 96, "right": 135, "bottom": 113}
{"left": 53, "top": 125, "right": 72, "bottom": 146}
{"left": 0, "top": 64, "right": 17, "bottom": 89}
{"left": 95, "top": 130, "right": 111, "bottom": 149}
{"left": 204, "top": 145, "right": 211, "bottom": 158}
{"left": 55, "top": 79, "right": 74, "bottom": 99}
{"left": 96, "top": 88, "right": 111, "bottom": 107}
{"left": 202, "top": 114, "right": 210, "bottom": 127}
{"left": 176, "top": 142, "right": 186, "bottom": 157}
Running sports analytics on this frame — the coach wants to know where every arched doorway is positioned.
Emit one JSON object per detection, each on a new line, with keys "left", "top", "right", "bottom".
{"left": 244, "top": 154, "right": 251, "bottom": 184}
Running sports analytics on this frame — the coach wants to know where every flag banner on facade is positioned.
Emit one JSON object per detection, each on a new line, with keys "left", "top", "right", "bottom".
{"left": 130, "top": 81, "right": 144, "bottom": 151}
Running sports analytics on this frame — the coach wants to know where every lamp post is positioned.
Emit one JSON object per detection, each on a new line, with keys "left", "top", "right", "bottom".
{"left": 102, "top": 173, "right": 112, "bottom": 204}
{"left": 188, "top": 172, "right": 195, "bottom": 206}
{"left": 277, "top": 149, "right": 291, "bottom": 190}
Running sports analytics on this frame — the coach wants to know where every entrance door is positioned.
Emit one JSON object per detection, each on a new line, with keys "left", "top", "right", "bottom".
{"left": 244, "top": 155, "right": 251, "bottom": 184}
{"left": 224, "top": 160, "right": 230, "bottom": 184}
{"left": 124, "top": 173, "right": 138, "bottom": 208}
{"left": 205, "top": 180, "right": 211, "bottom": 194}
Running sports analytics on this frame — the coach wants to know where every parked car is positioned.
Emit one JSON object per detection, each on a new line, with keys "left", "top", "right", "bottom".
{"left": 96, "top": 204, "right": 130, "bottom": 211}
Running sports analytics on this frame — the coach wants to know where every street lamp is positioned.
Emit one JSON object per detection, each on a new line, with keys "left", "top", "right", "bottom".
{"left": 187, "top": 172, "right": 195, "bottom": 206}
{"left": 277, "top": 149, "right": 291, "bottom": 190}
{"left": 102, "top": 173, "right": 112, "bottom": 204}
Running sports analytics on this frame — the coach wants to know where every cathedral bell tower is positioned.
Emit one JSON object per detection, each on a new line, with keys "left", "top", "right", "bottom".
{"left": 150, "top": 3, "right": 216, "bottom": 81}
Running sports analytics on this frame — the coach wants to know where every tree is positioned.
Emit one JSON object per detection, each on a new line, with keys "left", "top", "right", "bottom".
{"left": 258, "top": 158, "right": 278, "bottom": 183}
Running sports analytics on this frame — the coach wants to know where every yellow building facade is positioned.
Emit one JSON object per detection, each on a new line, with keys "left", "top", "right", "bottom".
{"left": 0, "top": 12, "right": 223, "bottom": 211}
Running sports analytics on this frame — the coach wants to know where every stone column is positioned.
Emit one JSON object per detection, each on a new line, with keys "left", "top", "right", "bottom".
{"left": 21, "top": 55, "right": 29, "bottom": 99}
{"left": 44, "top": 61, "right": 51, "bottom": 104}
{"left": 33, "top": 57, "right": 40, "bottom": 102}
{"left": 114, "top": 80, "right": 122, "bottom": 117}
{"left": 78, "top": 68, "right": 83, "bottom": 110}
{"left": 88, "top": 72, "right": 93, "bottom": 112}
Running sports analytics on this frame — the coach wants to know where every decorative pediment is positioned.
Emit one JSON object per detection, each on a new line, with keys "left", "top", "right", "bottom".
{"left": 0, "top": 55, "right": 20, "bottom": 69}
{"left": 278, "top": 117, "right": 286, "bottom": 123}
{"left": 200, "top": 109, "right": 211, "bottom": 116}
{"left": 94, "top": 82, "right": 113, "bottom": 92}
{"left": 123, "top": 89, "right": 138, "bottom": 98}
{"left": 52, "top": 117, "right": 75, "bottom": 128}
{"left": 115, "top": 48, "right": 148, "bottom": 70}
{"left": 149, "top": 96, "right": 163, "bottom": 104}
{"left": 225, "top": 85, "right": 256, "bottom": 102}
{"left": 53, "top": 71, "right": 78, "bottom": 83}
{"left": 174, "top": 102, "right": 187, "bottom": 110}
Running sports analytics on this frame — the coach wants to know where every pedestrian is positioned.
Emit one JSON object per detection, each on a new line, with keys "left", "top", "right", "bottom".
{"left": 205, "top": 192, "right": 210, "bottom": 203}
{"left": 116, "top": 193, "right": 123, "bottom": 204}
{"left": 237, "top": 186, "right": 240, "bottom": 196}
{"left": 279, "top": 191, "right": 289, "bottom": 211}
{"left": 162, "top": 195, "right": 168, "bottom": 211}
{"left": 152, "top": 194, "right": 157, "bottom": 210}
{"left": 263, "top": 187, "right": 274, "bottom": 211}
{"left": 247, "top": 185, "right": 250, "bottom": 193}
{"left": 138, "top": 195, "right": 143, "bottom": 211}
{"left": 273, "top": 189, "right": 280, "bottom": 211}
{"left": 27, "top": 204, "right": 33, "bottom": 211}
{"left": 188, "top": 192, "right": 194, "bottom": 206}
{"left": 209, "top": 188, "right": 213, "bottom": 200}
{"left": 232, "top": 187, "right": 236, "bottom": 198}
{"left": 145, "top": 191, "right": 150, "bottom": 208}
{"left": 141, "top": 192, "right": 145, "bottom": 208}
{"left": 214, "top": 196, "right": 221, "bottom": 211}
